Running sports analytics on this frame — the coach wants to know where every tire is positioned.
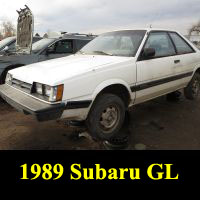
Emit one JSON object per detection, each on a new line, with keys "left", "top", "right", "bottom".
{"left": 103, "top": 111, "right": 131, "bottom": 150}
{"left": 86, "top": 93, "right": 126, "bottom": 140}
{"left": 184, "top": 73, "right": 200, "bottom": 100}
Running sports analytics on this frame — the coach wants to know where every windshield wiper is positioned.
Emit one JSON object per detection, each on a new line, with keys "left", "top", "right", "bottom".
{"left": 92, "top": 51, "right": 113, "bottom": 56}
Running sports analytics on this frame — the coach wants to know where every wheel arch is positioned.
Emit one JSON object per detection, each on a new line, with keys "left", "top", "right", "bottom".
{"left": 91, "top": 79, "right": 132, "bottom": 108}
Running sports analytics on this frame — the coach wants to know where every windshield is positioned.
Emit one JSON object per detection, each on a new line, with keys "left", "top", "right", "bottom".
{"left": 79, "top": 30, "right": 146, "bottom": 57}
{"left": 32, "top": 38, "right": 56, "bottom": 53}
{"left": 0, "top": 37, "right": 15, "bottom": 49}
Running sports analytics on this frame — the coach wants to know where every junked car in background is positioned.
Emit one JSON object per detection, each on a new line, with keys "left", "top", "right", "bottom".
{"left": 0, "top": 37, "right": 16, "bottom": 53}
{"left": 0, "top": 34, "right": 95, "bottom": 84}
{"left": 2, "top": 28, "right": 199, "bottom": 141}
{"left": 0, "top": 6, "right": 96, "bottom": 84}
{"left": 0, "top": 36, "right": 42, "bottom": 55}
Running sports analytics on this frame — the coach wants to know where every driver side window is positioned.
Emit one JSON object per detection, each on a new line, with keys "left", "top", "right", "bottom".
{"left": 144, "top": 32, "right": 176, "bottom": 58}
{"left": 47, "top": 40, "right": 73, "bottom": 54}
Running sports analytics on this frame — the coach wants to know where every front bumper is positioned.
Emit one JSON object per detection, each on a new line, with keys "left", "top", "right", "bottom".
{"left": 0, "top": 84, "right": 65, "bottom": 121}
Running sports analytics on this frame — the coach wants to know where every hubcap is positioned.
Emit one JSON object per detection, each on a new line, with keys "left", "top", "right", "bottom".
{"left": 192, "top": 79, "right": 200, "bottom": 97}
{"left": 99, "top": 105, "right": 119, "bottom": 132}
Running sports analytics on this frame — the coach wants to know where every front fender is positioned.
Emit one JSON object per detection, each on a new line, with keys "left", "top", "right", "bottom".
{"left": 92, "top": 79, "right": 132, "bottom": 100}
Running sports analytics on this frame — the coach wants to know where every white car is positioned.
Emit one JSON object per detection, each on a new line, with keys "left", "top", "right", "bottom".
{"left": 1, "top": 28, "right": 200, "bottom": 140}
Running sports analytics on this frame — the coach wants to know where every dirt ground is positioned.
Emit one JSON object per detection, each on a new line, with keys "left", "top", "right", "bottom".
{"left": 0, "top": 91, "right": 200, "bottom": 150}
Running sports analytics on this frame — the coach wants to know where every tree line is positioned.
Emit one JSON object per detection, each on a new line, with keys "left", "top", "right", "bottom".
{"left": 0, "top": 21, "right": 16, "bottom": 40}
{"left": 189, "top": 21, "right": 200, "bottom": 35}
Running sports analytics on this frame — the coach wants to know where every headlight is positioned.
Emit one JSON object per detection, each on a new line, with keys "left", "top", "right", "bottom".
{"left": 5, "top": 73, "right": 13, "bottom": 83}
{"left": 35, "top": 83, "right": 43, "bottom": 95}
{"left": 34, "top": 82, "right": 64, "bottom": 102}
{"left": 44, "top": 85, "right": 51, "bottom": 97}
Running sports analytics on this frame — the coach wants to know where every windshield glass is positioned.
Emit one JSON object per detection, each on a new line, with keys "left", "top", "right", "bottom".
{"left": 32, "top": 38, "right": 56, "bottom": 53}
{"left": 79, "top": 30, "right": 146, "bottom": 57}
{"left": 0, "top": 37, "right": 15, "bottom": 49}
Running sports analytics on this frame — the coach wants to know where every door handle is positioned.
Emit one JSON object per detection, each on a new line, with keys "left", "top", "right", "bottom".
{"left": 174, "top": 60, "right": 180, "bottom": 64}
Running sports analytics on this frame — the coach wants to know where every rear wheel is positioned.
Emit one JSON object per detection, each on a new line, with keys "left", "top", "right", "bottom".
{"left": 86, "top": 93, "right": 126, "bottom": 140}
{"left": 184, "top": 73, "right": 200, "bottom": 100}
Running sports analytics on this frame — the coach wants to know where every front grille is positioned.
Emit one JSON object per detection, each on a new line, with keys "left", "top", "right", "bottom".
{"left": 9, "top": 78, "right": 32, "bottom": 93}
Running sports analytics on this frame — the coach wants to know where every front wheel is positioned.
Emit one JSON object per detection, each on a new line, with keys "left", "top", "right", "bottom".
{"left": 86, "top": 93, "right": 126, "bottom": 140}
{"left": 184, "top": 73, "right": 200, "bottom": 100}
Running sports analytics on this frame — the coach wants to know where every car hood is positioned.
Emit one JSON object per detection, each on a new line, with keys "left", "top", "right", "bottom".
{"left": 9, "top": 54, "right": 133, "bottom": 85}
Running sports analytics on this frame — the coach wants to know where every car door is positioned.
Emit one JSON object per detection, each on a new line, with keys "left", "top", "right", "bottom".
{"left": 38, "top": 39, "right": 74, "bottom": 62}
{"left": 135, "top": 31, "right": 180, "bottom": 104}
{"left": 168, "top": 32, "right": 197, "bottom": 78}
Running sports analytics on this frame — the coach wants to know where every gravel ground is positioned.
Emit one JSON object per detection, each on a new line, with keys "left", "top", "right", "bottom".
{"left": 0, "top": 91, "right": 200, "bottom": 150}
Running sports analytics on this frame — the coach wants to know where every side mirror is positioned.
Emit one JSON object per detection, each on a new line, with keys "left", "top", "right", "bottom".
{"left": 142, "top": 48, "right": 155, "bottom": 59}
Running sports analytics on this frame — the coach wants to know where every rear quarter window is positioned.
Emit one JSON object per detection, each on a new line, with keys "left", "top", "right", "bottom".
{"left": 169, "top": 32, "right": 195, "bottom": 54}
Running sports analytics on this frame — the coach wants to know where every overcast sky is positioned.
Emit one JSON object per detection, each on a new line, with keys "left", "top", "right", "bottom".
{"left": 0, "top": 0, "right": 200, "bottom": 35}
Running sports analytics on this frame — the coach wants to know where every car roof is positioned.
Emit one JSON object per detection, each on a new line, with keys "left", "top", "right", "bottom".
{"left": 33, "top": 36, "right": 42, "bottom": 39}
{"left": 102, "top": 28, "right": 179, "bottom": 34}
{"left": 1, "top": 36, "right": 41, "bottom": 41}
{"left": 7, "top": 36, "right": 16, "bottom": 39}
{"left": 145, "top": 28, "right": 178, "bottom": 32}
{"left": 1, "top": 36, "right": 16, "bottom": 41}
{"left": 47, "top": 33, "right": 97, "bottom": 40}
